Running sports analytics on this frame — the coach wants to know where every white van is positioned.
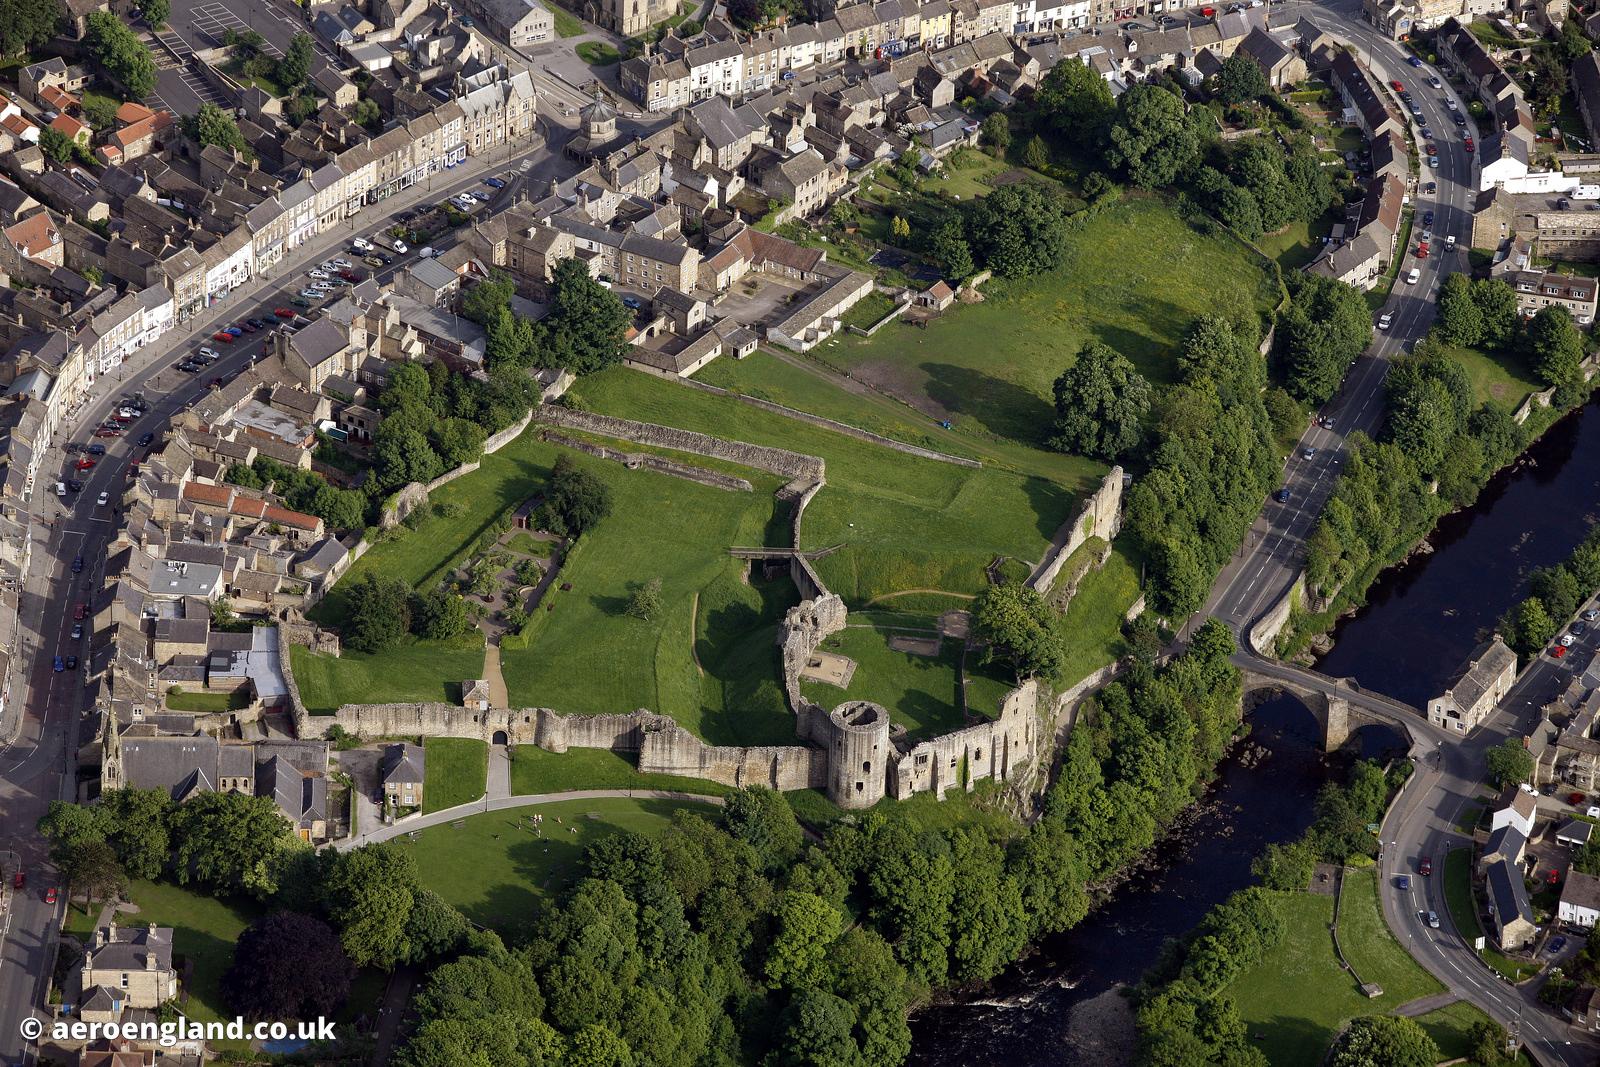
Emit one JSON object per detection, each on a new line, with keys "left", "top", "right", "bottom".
{"left": 54, "top": 481, "right": 66, "bottom": 497}
{"left": 1406, "top": 268, "right": 1421, "bottom": 285}
{"left": 352, "top": 237, "right": 373, "bottom": 252}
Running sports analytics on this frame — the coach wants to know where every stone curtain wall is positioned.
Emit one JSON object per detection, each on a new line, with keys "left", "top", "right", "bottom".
{"left": 893, "top": 679, "right": 1040, "bottom": 800}
{"left": 638, "top": 722, "right": 827, "bottom": 790}
{"left": 326, "top": 701, "right": 672, "bottom": 749}
{"left": 540, "top": 431, "right": 755, "bottom": 492}
{"left": 379, "top": 408, "right": 536, "bottom": 527}
{"left": 1026, "top": 466, "right": 1125, "bottom": 593}
{"left": 535, "top": 405, "right": 825, "bottom": 483}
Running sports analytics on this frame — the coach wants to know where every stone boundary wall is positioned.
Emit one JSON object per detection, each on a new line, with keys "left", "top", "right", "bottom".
{"left": 324, "top": 701, "right": 673, "bottom": 749}
{"left": 1027, "top": 466, "right": 1125, "bottom": 593}
{"left": 1049, "top": 662, "right": 1120, "bottom": 745}
{"left": 638, "top": 722, "right": 827, "bottom": 790}
{"left": 672, "top": 375, "right": 983, "bottom": 468}
{"left": 379, "top": 409, "right": 536, "bottom": 527}
{"left": 536, "top": 405, "right": 824, "bottom": 482}
{"left": 1248, "top": 571, "right": 1306, "bottom": 656}
{"left": 844, "top": 291, "right": 910, "bottom": 337}
{"left": 541, "top": 431, "right": 754, "bottom": 492}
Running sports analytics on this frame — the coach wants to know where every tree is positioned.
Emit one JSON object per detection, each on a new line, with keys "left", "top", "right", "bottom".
{"left": 626, "top": 577, "right": 662, "bottom": 621}
{"left": 1214, "top": 53, "right": 1268, "bottom": 105}
{"left": 345, "top": 572, "right": 412, "bottom": 653}
{"left": 461, "top": 272, "right": 516, "bottom": 327}
{"left": 1526, "top": 46, "right": 1568, "bottom": 114}
{"left": 1106, "top": 83, "right": 1200, "bottom": 188}
{"left": 141, "top": 0, "right": 170, "bottom": 27}
{"left": 1435, "top": 272, "right": 1483, "bottom": 346}
{"left": 1561, "top": 17, "right": 1593, "bottom": 62}
{"left": 99, "top": 787, "right": 172, "bottom": 881}
{"left": 890, "top": 215, "right": 910, "bottom": 241}
{"left": 223, "top": 912, "right": 354, "bottom": 1020}
{"left": 1472, "top": 278, "right": 1520, "bottom": 349}
{"left": 353, "top": 97, "right": 383, "bottom": 131}
{"left": 1524, "top": 304, "right": 1584, "bottom": 387}
{"left": 1021, "top": 135, "right": 1050, "bottom": 170}
{"left": 38, "top": 802, "right": 110, "bottom": 861}
{"left": 1049, "top": 341, "right": 1151, "bottom": 461}
{"left": 539, "top": 455, "right": 613, "bottom": 538}
{"left": 432, "top": 418, "right": 486, "bottom": 468}
{"left": 1506, "top": 595, "right": 1557, "bottom": 657}
{"left": 0, "top": 0, "right": 66, "bottom": 56}
{"left": 84, "top": 12, "right": 157, "bottom": 99}
{"left": 1278, "top": 274, "right": 1373, "bottom": 404}
{"left": 169, "top": 791, "right": 290, "bottom": 897}
{"left": 1251, "top": 838, "right": 1316, "bottom": 890}
{"left": 963, "top": 182, "right": 1069, "bottom": 278}
{"left": 980, "top": 112, "right": 1010, "bottom": 157}
{"left": 973, "top": 582, "right": 1063, "bottom": 678}
{"left": 1485, "top": 736, "right": 1534, "bottom": 789}
{"left": 80, "top": 95, "right": 120, "bottom": 131}
{"left": 541, "top": 258, "right": 630, "bottom": 375}
{"left": 764, "top": 891, "right": 843, "bottom": 990}
{"left": 413, "top": 587, "right": 469, "bottom": 640}
{"left": 373, "top": 424, "right": 442, "bottom": 490}
{"left": 324, "top": 844, "right": 420, "bottom": 969}
{"left": 781, "top": 990, "right": 858, "bottom": 1067}
{"left": 59, "top": 841, "right": 126, "bottom": 911}
{"left": 184, "top": 103, "right": 247, "bottom": 154}
{"left": 37, "top": 127, "right": 73, "bottom": 165}
{"left": 722, "top": 787, "right": 802, "bottom": 872}
{"left": 1329, "top": 1015, "right": 1440, "bottom": 1067}
{"left": 276, "top": 32, "right": 315, "bottom": 91}
{"left": 924, "top": 213, "right": 974, "bottom": 280}
{"left": 1034, "top": 56, "right": 1115, "bottom": 145}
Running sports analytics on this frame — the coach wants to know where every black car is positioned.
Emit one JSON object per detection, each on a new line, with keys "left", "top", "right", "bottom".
{"left": 137, "top": 432, "right": 154, "bottom": 446}
{"left": 87, "top": 444, "right": 106, "bottom": 456}
{"left": 71, "top": 556, "right": 83, "bottom": 573}
{"left": 375, "top": 253, "right": 392, "bottom": 265}
{"left": 64, "top": 655, "right": 77, "bottom": 670}
{"left": 1453, "top": 112, "right": 1466, "bottom": 125}
{"left": 1422, "top": 210, "right": 1434, "bottom": 225}
{"left": 66, "top": 480, "right": 82, "bottom": 493}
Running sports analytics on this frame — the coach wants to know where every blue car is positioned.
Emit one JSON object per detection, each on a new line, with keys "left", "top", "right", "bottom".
{"left": 52, "top": 656, "right": 63, "bottom": 673}
{"left": 483, "top": 177, "right": 506, "bottom": 189}
{"left": 224, "top": 326, "right": 243, "bottom": 337}
{"left": 1408, "top": 55, "right": 1422, "bottom": 67}
{"left": 1274, "top": 488, "right": 1291, "bottom": 503}
{"left": 621, "top": 295, "right": 642, "bottom": 309}
{"left": 71, "top": 555, "right": 83, "bottom": 573}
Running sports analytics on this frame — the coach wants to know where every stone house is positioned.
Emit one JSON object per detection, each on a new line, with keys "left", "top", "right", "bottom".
{"left": 1479, "top": 824, "right": 1526, "bottom": 875}
{"left": 1427, "top": 635, "right": 1518, "bottom": 734}
{"left": 1560, "top": 869, "right": 1600, "bottom": 929}
{"left": 381, "top": 742, "right": 425, "bottom": 808}
{"left": 1507, "top": 269, "right": 1599, "bottom": 326}
{"left": 1572, "top": 986, "right": 1600, "bottom": 1032}
{"left": 1308, "top": 230, "right": 1384, "bottom": 290}
{"left": 916, "top": 280, "right": 955, "bottom": 310}
{"left": 1485, "top": 857, "right": 1538, "bottom": 950}
{"left": 79, "top": 924, "right": 178, "bottom": 1015}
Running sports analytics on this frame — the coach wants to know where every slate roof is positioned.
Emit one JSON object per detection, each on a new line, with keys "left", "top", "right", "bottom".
{"left": 381, "top": 742, "right": 425, "bottom": 785}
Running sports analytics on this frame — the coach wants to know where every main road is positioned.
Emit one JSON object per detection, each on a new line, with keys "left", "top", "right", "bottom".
{"left": 0, "top": 132, "right": 573, "bottom": 1065}
{"left": 1203, "top": 0, "right": 1477, "bottom": 636}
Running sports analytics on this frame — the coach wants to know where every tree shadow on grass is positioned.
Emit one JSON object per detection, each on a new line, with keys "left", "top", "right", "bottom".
{"left": 1247, "top": 1012, "right": 1345, "bottom": 1067}
{"left": 919, "top": 362, "right": 1054, "bottom": 445}
{"left": 1021, "top": 473, "right": 1080, "bottom": 541}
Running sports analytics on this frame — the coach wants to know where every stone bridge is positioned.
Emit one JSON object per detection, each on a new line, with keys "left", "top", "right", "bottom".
{"left": 1234, "top": 653, "right": 1449, "bottom": 753}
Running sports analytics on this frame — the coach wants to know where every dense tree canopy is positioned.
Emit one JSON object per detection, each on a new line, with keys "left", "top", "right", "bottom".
{"left": 1106, "top": 84, "right": 1202, "bottom": 188}
{"left": 972, "top": 582, "right": 1062, "bottom": 679}
{"left": 1050, "top": 342, "right": 1151, "bottom": 461}
{"left": 1034, "top": 56, "right": 1115, "bottom": 145}
{"left": 84, "top": 12, "right": 157, "bottom": 98}
{"left": 1277, "top": 273, "right": 1373, "bottom": 405}
{"left": 1329, "top": 1016, "right": 1440, "bottom": 1067}
{"left": 224, "top": 911, "right": 354, "bottom": 1020}
{"left": 962, "top": 182, "right": 1069, "bottom": 278}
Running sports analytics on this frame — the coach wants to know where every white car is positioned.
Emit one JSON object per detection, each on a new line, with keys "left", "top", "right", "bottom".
{"left": 390, "top": 239, "right": 409, "bottom": 254}
{"left": 331, "top": 258, "right": 353, "bottom": 269}
{"left": 1378, "top": 313, "right": 1392, "bottom": 330}
{"left": 199, "top": 346, "right": 220, "bottom": 359}
{"left": 1560, "top": 633, "right": 1577, "bottom": 647}
{"left": 352, "top": 237, "right": 373, "bottom": 252}
{"left": 307, "top": 269, "right": 330, "bottom": 279}
{"left": 1589, "top": 805, "right": 1600, "bottom": 819}
{"left": 96, "top": 491, "right": 109, "bottom": 507}
{"left": 1406, "top": 268, "right": 1421, "bottom": 285}
{"left": 299, "top": 288, "right": 323, "bottom": 299}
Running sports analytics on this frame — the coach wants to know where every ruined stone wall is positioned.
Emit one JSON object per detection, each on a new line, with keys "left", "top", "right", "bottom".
{"left": 892, "top": 679, "right": 1039, "bottom": 800}
{"left": 535, "top": 405, "right": 824, "bottom": 483}
{"left": 540, "top": 431, "right": 754, "bottom": 492}
{"left": 1027, "top": 466, "right": 1125, "bottom": 593}
{"left": 638, "top": 722, "right": 827, "bottom": 790}
{"left": 322, "top": 701, "right": 671, "bottom": 748}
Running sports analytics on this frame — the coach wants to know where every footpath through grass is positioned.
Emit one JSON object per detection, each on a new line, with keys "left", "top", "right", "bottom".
{"left": 404, "top": 797, "right": 715, "bottom": 937}
{"left": 1228, "top": 869, "right": 1443, "bottom": 1065}
{"left": 509, "top": 745, "right": 730, "bottom": 796}
{"left": 820, "top": 197, "right": 1281, "bottom": 446}
{"left": 423, "top": 738, "right": 487, "bottom": 812}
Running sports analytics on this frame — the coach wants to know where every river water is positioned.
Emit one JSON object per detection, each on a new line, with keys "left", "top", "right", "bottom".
{"left": 907, "top": 398, "right": 1600, "bottom": 1067}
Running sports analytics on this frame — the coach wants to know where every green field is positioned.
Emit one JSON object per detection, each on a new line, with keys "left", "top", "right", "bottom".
{"left": 164, "top": 687, "right": 249, "bottom": 713}
{"left": 423, "top": 738, "right": 487, "bottom": 812}
{"left": 125, "top": 880, "right": 261, "bottom": 1030}
{"left": 289, "top": 636, "right": 485, "bottom": 715}
{"left": 1053, "top": 541, "right": 1141, "bottom": 689}
{"left": 1229, "top": 871, "right": 1443, "bottom": 1065}
{"left": 1439, "top": 343, "right": 1542, "bottom": 412}
{"left": 798, "top": 613, "right": 1002, "bottom": 741}
{"left": 569, "top": 368, "right": 1083, "bottom": 604}
{"left": 509, "top": 746, "right": 731, "bottom": 796}
{"left": 550, "top": 5, "right": 584, "bottom": 34}
{"left": 818, "top": 197, "right": 1281, "bottom": 445}
{"left": 1414, "top": 1000, "right": 1530, "bottom": 1063}
{"left": 402, "top": 797, "right": 715, "bottom": 935}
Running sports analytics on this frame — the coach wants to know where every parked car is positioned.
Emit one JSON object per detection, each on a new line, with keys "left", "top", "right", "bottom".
{"left": 238, "top": 321, "right": 257, "bottom": 333}
{"left": 44, "top": 886, "right": 56, "bottom": 905}
{"left": 86, "top": 445, "right": 105, "bottom": 456}
{"left": 1396, "top": 874, "right": 1411, "bottom": 890}
{"left": 1274, "top": 487, "right": 1291, "bottom": 503}
{"left": 51, "top": 656, "right": 62, "bottom": 673}
{"left": 1584, "top": 608, "right": 1599, "bottom": 622}
{"left": 484, "top": 177, "right": 506, "bottom": 189}
{"left": 1423, "top": 210, "right": 1434, "bottom": 225}
{"left": 199, "top": 346, "right": 220, "bottom": 360}
{"left": 64, "top": 655, "right": 76, "bottom": 669}
{"left": 620, "top": 295, "right": 643, "bottom": 309}
{"left": 331, "top": 258, "right": 354, "bottom": 269}
{"left": 137, "top": 432, "right": 153, "bottom": 446}
{"left": 308, "top": 269, "right": 329, "bottom": 279}
{"left": 1560, "top": 633, "right": 1577, "bottom": 647}
{"left": 212, "top": 332, "right": 233, "bottom": 343}
{"left": 1378, "top": 312, "right": 1392, "bottom": 330}
{"left": 1575, "top": 621, "right": 1589, "bottom": 636}
{"left": 1428, "top": 156, "right": 1440, "bottom": 168}
{"left": 352, "top": 237, "right": 374, "bottom": 252}
{"left": 1453, "top": 112, "right": 1467, "bottom": 125}
{"left": 1551, "top": 936, "right": 1569, "bottom": 954}
{"left": 363, "top": 255, "right": 384, "bottom": 268}
{"left": 93, "top": 428, "right": 120, "bottom": 439}
{"left": 95, "top": 491, "right": 108, "bottom": 508}
{"left": 1419, "top": 856, "right": 1433, "bottom": 876}
{"left": 274, "top": 307, "right": 297, "bottom": 318}
{"left": 1390, "top": 79, "right": 1404, "bottom": 91}
{"left": 75, "top": 459, "right": 95, "bottom": 471}
{"left": 1301, "top": 447, "right": 1318, "bottom": 460}
{"left": 72, "top": 603, "right": 85, "bottom": 621}
{"left": 292, "top": 298, "right": 313, "bottom": 308}
{"left": 1553, "top": 645, "right": 1569, "bottom": 659}
{"left": 224, "top": 326, "right": 243, "bottom": 337}
{"left": 339, "top": 269, "right": 362, "bottom": 282}
{"left": 71, "top": 555, "right": 83, "bottom": 572}
{"left": 70, "top": 623, "right": 82, "bottom": 639}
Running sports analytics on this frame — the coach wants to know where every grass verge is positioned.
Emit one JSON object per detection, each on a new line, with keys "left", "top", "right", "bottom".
{"left": 423, "top": 738, "right": 488, "bottom": 812}
{"left": 508, "top": 746, "right": 729, "bottom": 796}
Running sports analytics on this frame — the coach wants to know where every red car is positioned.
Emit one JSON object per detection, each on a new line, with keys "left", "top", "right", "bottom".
{"left": 1390, "top": 79, "right": 1405, "bottom": 91}
{"left": 1553, "top": 645, "right": 1569, "bottom": 659}
{"left": 73, "top": 603, "right": 86, "bottom": 621}
{"left": 12, "top": 870, "right": 22, "bottom": 890}
{"left": 211, "top": 332, "right": 234, "bottom": 343}
{"left": 74, "top": 458, "right": 95, "bottom": 471}
{"left": 1571, "top": 792, "right": 1587, "bottom": 805}
{"left": 339, "top": 269, "right": 363, "bottom": 282}
{"left": 274, "top": 307, "right": 296, "bottom": 318}
{"left": 1419, "top": 856, "right": 1433, "bottom": 877}
{"left": 93, "top": 428, "right": 121, "bottom": 438}
{"left": 43, "top": 886, "right": 56, "bottom": 905}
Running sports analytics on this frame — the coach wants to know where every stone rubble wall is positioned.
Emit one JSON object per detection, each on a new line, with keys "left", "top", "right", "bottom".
{"left": 322, "top": 701, "right": 672, "bottom": 749}
{"left": 1248, "top": 572, "right": 1306, "bottom": 656}
{"left": 893, "top": 678, "right": 1039, "bottom": 800}
{"left": 638, "top": 721, "right": 827, "bottom": 790}
{"left": 540, "top": 430, "right": 754, "bottom": 492}
{"left": 535, "top": 404, "right": 825, "bottom": 482}
{"left": 1027, "top": 466, "right": 1125, "bottom": 593}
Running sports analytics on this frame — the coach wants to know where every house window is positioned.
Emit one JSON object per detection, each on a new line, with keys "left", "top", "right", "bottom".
{"left": 120, "top": 973, "right": 129, "bottom": 988}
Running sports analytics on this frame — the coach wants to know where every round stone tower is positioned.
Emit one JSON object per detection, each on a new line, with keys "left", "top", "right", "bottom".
{"left": 826, "top": 700, "right": 891, "bottom": 809}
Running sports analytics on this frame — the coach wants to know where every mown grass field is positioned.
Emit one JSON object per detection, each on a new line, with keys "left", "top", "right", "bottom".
{"left": 423, "top": 738, "right": 487, "bottom": 812}
{"left": 403, "top": 797, "right": 716, "bottom": 936}
{"left": 569, "top": 368, "right": 1081, "bottom": 605}
{"left": 1229, "top": 870, "right": 1443, "bottom": 1065}
{"left": 289, "top": 636, "right": 485, "bottom": 715}
{"left": 1438, "top": 342, "right": 1542, "bottom": 412}
{"left": 508, "top": 746, "right": 731, "bottom": 796}
{"left": 818, "top": 197, "right": 1282, "bottom": 445}
{"left": 1053, "top": 542, "right": 1142, "bottom": 689}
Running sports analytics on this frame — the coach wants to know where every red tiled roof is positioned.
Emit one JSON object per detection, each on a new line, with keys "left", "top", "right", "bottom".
{"left": 181, "top": 481, "right": 232, "bottom": 507}
{"left": 263, "top": 505, "right": 321, "bottom": 531}
{"left": 49, "top": 113, "right": 86, "bottom": 139}
{"left": 115, "top": 101, "right": 155, "bottom": 124}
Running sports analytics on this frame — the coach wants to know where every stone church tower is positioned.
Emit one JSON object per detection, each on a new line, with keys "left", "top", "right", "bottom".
{"left": 100, "top": 705, "right": 123, "bottom": 792}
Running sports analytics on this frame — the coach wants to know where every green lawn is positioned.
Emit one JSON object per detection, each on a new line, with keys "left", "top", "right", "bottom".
{"left": 505, "top": 530, "right": 554, "bottom": 557}
{"left": 1439, "top": 343, "right": 1542, "bottom": 412}
{"left": 1256, "top": 212, "right": 1338, "bottom": 270}
{"left": 819, "top": 197, "right": 1281, "bottom": 446}
{"left": 164, "top": 687, "right": 249, "bottom": 713}
{"left": 1053, "top": 541, "right": 1142, "bottom": 689}
{"left": 576, "top": 41, "right": 620, "bottom": 64}
{"left": 509, "top": 745, "right": 730, "bottom": 796}
{"left": 402, "top": 797, "right": 715, "bottom": 936}
{"left": 569, "top": 368, "right": 1084, "bottom": 605}
{"left": 922, "top": 147, "right": 1011, "bottom": 199}
{"left": 1229, "top": 871, "right": 1443, "bottom": 1065}
{"left": 798, "top": 614, "right": 1002, "bottom": 741}
{"left": 550, "top": 5, "right": 585, "bottom": 34}
{"left": 289, "top": 636, "right": 485, "bottom": 715}
{"left": 124, "top": 881, "right": 260, "bottom": 1029}
{"left": 423, "top": 738, "right": 487, "bottom": 812}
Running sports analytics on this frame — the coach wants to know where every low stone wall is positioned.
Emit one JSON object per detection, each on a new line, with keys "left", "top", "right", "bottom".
{"left": 639, "top": 722, "right": 827, "bottom": 790}
{"left": 1027, "top": 466, "right": 1125, "bottom": 592}
{"left": 536, "top": 405, "right": 824, "bottom": 482}
{"left": 1513, "top": 385, "right": 1558, "bottom": 425}
{"left": 673, "top": 375, "right": 982, "bottom": 468}
{"left": 844, "top": 292, "right": 910, "bottom": 337}
{"left": 1248, "top": 571, "right": 1306, "bottom": 656}
{"left": 541, "top": 431, "right": 754, "bottom": 492}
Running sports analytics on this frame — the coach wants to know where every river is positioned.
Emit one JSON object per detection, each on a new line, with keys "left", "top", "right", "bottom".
{"left": 907, "top": 398, "right": 1600, "bottom": 1067}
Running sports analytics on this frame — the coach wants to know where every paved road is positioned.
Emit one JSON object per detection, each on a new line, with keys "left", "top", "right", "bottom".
{"left": 1203, "top": 0, "right": 1476, "bottom": 637}
{"left": 0, "top": 136, "right": 567, "bottom": 1067}
{"left": 339, "top": 789, "right": 725, "bottom": 850}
